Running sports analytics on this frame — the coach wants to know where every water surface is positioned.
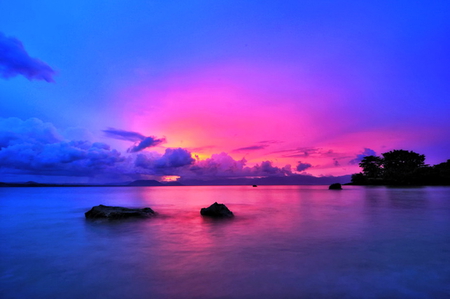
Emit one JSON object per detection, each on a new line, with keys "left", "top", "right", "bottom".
{"left": 1, "top": 186, "right": 449, "bottom": 298}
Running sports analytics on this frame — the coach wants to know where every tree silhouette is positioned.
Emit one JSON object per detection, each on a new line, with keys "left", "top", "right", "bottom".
{"left": 350, "top": 149, "right": 447, "bottom": 185}
{"left": 359, "top": 155, "right": 383, "bottom": 179}
{"left": 382, "top": 150, "right": 425, "bottom": 184}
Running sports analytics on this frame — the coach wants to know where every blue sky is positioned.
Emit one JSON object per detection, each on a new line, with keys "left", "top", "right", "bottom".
{"left": 1, "top": 1, "right": 450, "bottom": 183}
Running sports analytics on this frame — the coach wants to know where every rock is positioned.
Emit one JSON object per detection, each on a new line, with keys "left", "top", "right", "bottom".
{"left": 85, "top": 204, "right": 155, "bottom": 219}
{"left": 200, "top": 202, "right": 234, "bottom": 218}
{"left": 329, "top": 183, "right": 342, "bottom": 190}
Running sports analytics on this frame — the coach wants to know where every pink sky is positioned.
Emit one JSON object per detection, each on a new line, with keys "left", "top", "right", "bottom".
{"left": 108, "top": 61, "right": 435, "bottom": 176}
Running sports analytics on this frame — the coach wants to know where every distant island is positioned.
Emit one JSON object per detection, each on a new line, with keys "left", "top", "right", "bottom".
{"left": 350, "top": 149, "right": 450, "bottom": 186}
{"left": 0, "top": 180, "right": 179, "bottom": 188}
{"left": 0, "top": 174, "right": 352, "bottom": 187}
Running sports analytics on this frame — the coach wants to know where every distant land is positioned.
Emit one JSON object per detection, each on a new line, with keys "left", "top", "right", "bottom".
{"left": 0, "top": 174, "right": 352, "bottom": 187}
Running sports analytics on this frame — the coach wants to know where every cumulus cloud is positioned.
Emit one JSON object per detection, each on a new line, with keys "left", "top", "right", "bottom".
{"left": 0, "top": 117, "right": 62, "bottom": 148}
{"left": 135, "top": 148, "right": 195, "bottom": 175}
{"left": 296, "top": 161, "right": 312, "bottom": 172}
{"left": 187, "top": 152, "right": 292, "bottom": 178}
{"left": 155, "top": 148, "right": 195, "bottom": 168}
{"left": 0, "top": 32, "right": 55, "bottom": 82}
{"left": 0, "top": 118, "right": 313, "bottom": 182}
{"left": 0, "top": 118, "right": 124, "bottom": 176}
{"left": 103, "top": 128, "right": 165, "bottom": 152}
{"left": 349, "top": 148, "right": 377, "bottom": 165}
{"left": 189, "top": 152, "right": 248, "bottom": 177}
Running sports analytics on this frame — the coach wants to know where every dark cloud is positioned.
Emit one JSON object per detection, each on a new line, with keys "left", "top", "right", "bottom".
{"left": 187, "top": 152, "right": 292, "bottom": 178}
{"left": 189, "top": 152, "right": 247, "bottom": 177}
{"left": 273, "top": 147, "right": 321, "bottom": 158}
{"left": 333, "top": 158, "right": 340, "bottom": 167}
{"left": 155, "top": 148, "right": 195, "bottom": 168}
{"left": 103, "top": 128, "right": 165, "bottom": 152}
{"left": 0, "top": 118, "right": 185, "bottom": 178}
{"left": 0, "top": 32, "right": 55, "bottom": 82}
{"left": 134, "top": 148, "right": 195, "bottom": 175}
{"left": 103, "top": 128, "right": 145, "bottom": 142}
{"left": 0, "top": 118, "right": 124, "bottom": 176}
{"left": 0, "top": 117, "right": 62, "bottom": 149}
{"left": 232, "top": 140, "right": 283, "bottom": 153}
{"left": 349, "top": 148, "right": 377, "bottom": 165}
{"left": 296, "top": 161, "right": 312, "bottom": 172}
{"left": 0, "top": 118, "right": 329, "bottom": 182}
{"left": 254, "top": 161, "right": 292, "bottom": 176}
{"left": 127, "top": 136, "right": 166, "bottom": 153}
{"left": 232, "top": 144, "right": 268, "bottom": 152}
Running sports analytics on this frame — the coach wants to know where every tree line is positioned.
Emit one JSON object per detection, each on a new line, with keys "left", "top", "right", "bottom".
{"left": 351, "top": 149, "right": 450, "bottom": 185}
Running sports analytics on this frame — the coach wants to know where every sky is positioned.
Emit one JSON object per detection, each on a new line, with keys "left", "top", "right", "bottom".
{"left": 1, "top": 0, "right": 449, "bottom": 183}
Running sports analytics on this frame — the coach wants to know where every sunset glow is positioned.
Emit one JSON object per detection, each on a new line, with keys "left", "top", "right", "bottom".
{"left": 1, "top": 1, "right": 449, "bottom": 183}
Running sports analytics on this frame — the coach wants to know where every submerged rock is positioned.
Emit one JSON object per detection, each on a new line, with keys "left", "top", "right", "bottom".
{"left": 85, "top": 204, "right": 155, "bottom": 219}
{"left": 329, "top": 183, "right": 342, "bottom": 190}
{"left": 200, "top": 202, "right": 234, "bottom": 218}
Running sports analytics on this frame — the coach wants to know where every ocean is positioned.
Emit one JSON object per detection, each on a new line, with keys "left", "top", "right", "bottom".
{"left": 1, "top": 185, "right": 449, "bottom": 298}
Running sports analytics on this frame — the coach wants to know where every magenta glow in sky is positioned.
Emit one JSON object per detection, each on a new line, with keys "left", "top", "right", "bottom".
{"left": 1, "top": 1, "right": 449, "bottom": 183}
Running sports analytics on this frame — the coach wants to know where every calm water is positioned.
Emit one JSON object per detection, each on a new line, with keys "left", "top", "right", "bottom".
{"left": 1, "top": 185, "right": 449, "bottom": 299}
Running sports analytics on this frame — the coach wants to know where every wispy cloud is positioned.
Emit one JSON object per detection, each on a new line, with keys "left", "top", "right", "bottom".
{"left": 272, "top": 147, "right": 321, "bottom": 158}
{"left": 232, "top": 144, "right": 269, "bottom": 152}
{"left": 103, "top": 128, "right": 165, "bottom": 152}
{"left": 232, "top": 140, "right": 281, "bottom": 152}
{"left": 103, "top": 128, "right": 146, "bottom": 142}
{"left": 0, "top": 32, "right": 55, "bottom": 82}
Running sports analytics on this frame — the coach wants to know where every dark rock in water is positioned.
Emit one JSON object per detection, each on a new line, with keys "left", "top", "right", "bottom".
{"left": 329, "top": 183, "right": 342, "bottom": 190}
{"left": 200, "top": 202, "right": 234, "bottom": 218}
{"left": 252, "top": 185, "right": 257, "bottom": 187}
{"left": 85, "top": 204, "right": 155, "bottom": 219}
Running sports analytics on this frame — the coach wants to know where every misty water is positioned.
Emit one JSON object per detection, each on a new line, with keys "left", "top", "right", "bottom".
{"left": 1, "top": 185, "right": 449, "bottom": 299}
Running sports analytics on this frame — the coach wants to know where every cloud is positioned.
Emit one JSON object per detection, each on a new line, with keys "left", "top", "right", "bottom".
{"left": 103, "top": 128, "right": 145, "bottom": 142}
{"left": 333, "top": 158, "right": 340, "bottom": 167}
{"left": 349, "top": 148, "right": 377, "bottom": 165}
{"left": 273, "top": 147, "right": 321, "bottom": 158}
{"left": 103, "top": 128, "right": 165, "bottom": 152}
{"left": 134, "top": 148, "right": 195, "bottom": 175}
{"left": 0, "top": 118, "right": 185, "bottom": 178}
{"left": 232, "top": 140, "right": 281, "bottom": 152}
{"left": 0, "top": 32, "right": 55, "bottom": 82}
{"left": 127, "top": 136, "right": 166, "bottom": 153}
{"left": 296, "top": 161, "right": 312, "bottom": 172}
{"left": 155, "top": 148, "right": 195, "bottom": 168}
{"left": 187, "top": 152, "right": 292, "bottom": 178}
{"left": 0, "top": 118, "right": 321, "bottom": 182}
{"left": 0, "top": 118, "right": 124, "bottom": 176}
{"left": 253, "top": 161, "right": 293, "bottom": 176}
{"left": 189, "top": 152, "right": 247, "bottom": 177}
{"left": 0, "top": 117, "right": 62, "bottom": 148}
{"left": 232, "top": 144, "right": 268, "bottom": 152}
